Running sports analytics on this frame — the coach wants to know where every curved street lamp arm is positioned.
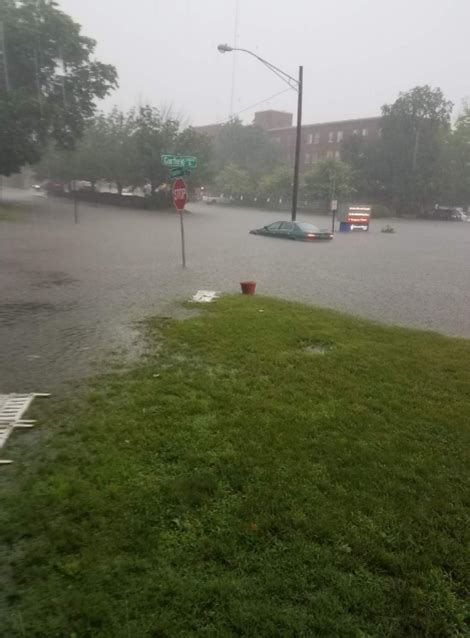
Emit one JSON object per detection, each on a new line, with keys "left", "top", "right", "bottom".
{"left": 231, "top": 47, "right": 299, "bottom": 91}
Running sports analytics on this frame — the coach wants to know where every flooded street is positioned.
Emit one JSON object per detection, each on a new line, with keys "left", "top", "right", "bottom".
{"left": 1, "top": 188, "right": 470, "bottom": 392}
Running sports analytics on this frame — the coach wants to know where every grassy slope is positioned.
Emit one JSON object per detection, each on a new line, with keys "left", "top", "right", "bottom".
{"left": 1, "top": 297, "right": 469, "bottom": 637}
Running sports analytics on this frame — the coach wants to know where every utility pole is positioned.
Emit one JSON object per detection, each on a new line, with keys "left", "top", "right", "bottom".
{"left": 0, "top": 20, "right": 11, "bottom": 92}
{"left": 291, "top": 65, "right": 303, "bottom": 222}
{"left": 217, "top": 45, "right": 303, "bottom": 222}
{"left": 412, "top": 121, "right": 420, "bottom": 172}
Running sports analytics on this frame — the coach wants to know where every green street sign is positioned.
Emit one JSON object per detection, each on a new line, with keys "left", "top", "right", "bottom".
{"left": 162, "top": 155, "right": 197, "bottom": 168}
{"left": 170, "top": 167, "right": 191, "bottom": 178}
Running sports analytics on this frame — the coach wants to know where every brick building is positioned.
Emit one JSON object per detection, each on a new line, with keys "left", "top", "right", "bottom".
{"left": 254, "top": 110, "right": 381, "bottom": 170}
{"left": 196, "top": 110, "right": 381, "bottom": 171}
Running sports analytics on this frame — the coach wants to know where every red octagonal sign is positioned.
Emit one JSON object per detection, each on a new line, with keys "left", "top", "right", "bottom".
{"left": 172, "top": 178, "right": 187, "bottom": 211}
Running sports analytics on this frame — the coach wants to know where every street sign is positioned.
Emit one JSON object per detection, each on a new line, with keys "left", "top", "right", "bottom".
{"left": 172, "top": 178, "right": 188, "bottom": 269}
{"left": 170, "top": 167, "right": 191, "bottom": 179}
{"left": 162, "top": 155, "right": 197, "bottom": 168}
{"left": 173, "top": 178, "right": 187, "bottom": 211}
{"left": 330, "top": 199, "right": 338, "bottom": 212}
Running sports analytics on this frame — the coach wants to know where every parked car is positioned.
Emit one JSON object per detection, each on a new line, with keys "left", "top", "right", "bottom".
{"left": 40, "top": 179, "right": 66, "bottom": 195}
{"left": 421, "top": 206, "right": 465, "bottom": 221}
{"left": 250, "top": 221, "right": 333, "bottom": 241}
{"left": 203, "top": 194, "right": 231, "bottom": 205}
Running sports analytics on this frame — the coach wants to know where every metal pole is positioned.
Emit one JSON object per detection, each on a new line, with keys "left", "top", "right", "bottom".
{"left": 330, "top": 166, "right": 337, "bottom": 233}
{"left": 73, "top": 190, "right": 78, "bottom": 224}
{"left": 291, "top": 66, "right": 303, "bottom": 221}
{"left": 179, "top": 210, "right": 186, "bottom": 269}
{"left": 0, "top": 20, "right": 11, "bottom": 92}
{"left": 412, "top": 122, "right": 420, "bottom": 172}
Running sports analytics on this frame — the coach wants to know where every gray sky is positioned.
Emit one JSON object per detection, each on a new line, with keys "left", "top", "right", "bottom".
{"left": 58, "top": 0, "right": 470, "bottom": 126}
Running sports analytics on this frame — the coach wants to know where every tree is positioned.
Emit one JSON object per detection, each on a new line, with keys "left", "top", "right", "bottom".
{"left": 0, "top": 0, "right": 117, "bottom": 175}
{"left": 212, "top": 118, "right": 282, "bottom": 178}
{"left": 175, "top": 126, "right": 213, "bottom": 187}
{"left": 133, "top": 105, "right": 179, "bottom": 191}
{"left": 303, "top": 158, "right": 355, "bottom": 207}
{"left": 214, "top": 164, "right": 252, "bottom": 197}
{"left": 258, "top": 167, "right": 293, "bottom": 202}
{"left": 379, "top": 86, "right": 453, "bottom": 213}
{"left": 341, "top": 134, "right": 386, "bottom": 201}
{"left": 35, "top": 106, "right": 214, "bottom": 194}
{"left": 448, "top": 103, "right": 470, "bottom": 206}
{"left": 35, "top": 109, "right": 139, "bottom": 193}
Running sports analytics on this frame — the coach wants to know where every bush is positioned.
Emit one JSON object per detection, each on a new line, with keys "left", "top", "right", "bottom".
{"left": 371, "top": 204, "right": 394, "bottom": 218}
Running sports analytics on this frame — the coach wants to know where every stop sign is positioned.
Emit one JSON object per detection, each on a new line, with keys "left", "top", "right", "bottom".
{"left": 172, "top": 178, "right": 187, "bottom": 211}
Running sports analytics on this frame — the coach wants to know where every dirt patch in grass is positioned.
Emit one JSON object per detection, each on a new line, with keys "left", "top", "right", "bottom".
{"left": 1, "top": 296, "right": 469, "bottom": 637}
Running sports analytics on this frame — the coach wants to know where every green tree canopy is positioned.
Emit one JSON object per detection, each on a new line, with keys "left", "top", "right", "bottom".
{"left": 174, "top": 126, "right": 213, "bottom": 187}
{"left": 0, "top": 0, "right": 117, "bottom": 175}
{"left": 380, "top": 86, "right": 453, "bottom": 213}
{"left": 35, "top": 106, "right": 213, "bottom": 192}
{"left": 258, "top": 167, "right": 293, "bottom": 202}
{"left": 448, "top": 103, "right": 470, "bottom": 206}
{"left": 341, "top": 134, "right": 386, "bottom": 201}
{"left": 214, "top": 164, "right": 252, "bottom": 197}
{"left": 212, "top": 118, "right": 282, "bottom": 177}
{"left": 303, "top": 158, "right": 356, "bottom": 206}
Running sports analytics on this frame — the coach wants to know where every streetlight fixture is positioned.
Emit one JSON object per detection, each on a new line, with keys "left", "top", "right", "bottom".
{"left": 218, "top": 44, "right": 303, "bottom": 222}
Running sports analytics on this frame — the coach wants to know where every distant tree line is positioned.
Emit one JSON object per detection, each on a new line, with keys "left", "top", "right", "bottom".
{"left": 36, "top": 106, "right": 213, "bottom": 193}
{"left": 342, "top": 86, "right": 470, "bottom": 215}
{"left": 210, "top": 86, "right": 470, "bottom": 216}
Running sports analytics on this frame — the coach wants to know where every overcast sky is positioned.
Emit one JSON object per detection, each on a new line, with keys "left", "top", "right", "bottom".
{"left": 58, "top": 0, "right": 470, "bottom": 127}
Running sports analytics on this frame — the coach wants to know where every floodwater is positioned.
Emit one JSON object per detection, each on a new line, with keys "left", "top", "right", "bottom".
{"left": 1, "top": 188, "right": 470, "bottom": 392}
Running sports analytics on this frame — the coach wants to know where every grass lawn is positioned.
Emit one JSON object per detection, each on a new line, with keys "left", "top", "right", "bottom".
{"left": 0, "top": 202, "right": 26, "bottom": 221}
{"left": 1, "top": 296, "right": 469, "bottom": 637}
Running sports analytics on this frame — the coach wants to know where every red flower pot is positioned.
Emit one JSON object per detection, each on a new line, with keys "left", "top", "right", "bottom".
{"left": 240, "top": 281, "right": 257, "bottom": 295}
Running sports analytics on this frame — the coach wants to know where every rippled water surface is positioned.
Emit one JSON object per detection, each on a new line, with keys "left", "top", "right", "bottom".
{"left": 1, "top": 188, "right": 469, "bottom": 392}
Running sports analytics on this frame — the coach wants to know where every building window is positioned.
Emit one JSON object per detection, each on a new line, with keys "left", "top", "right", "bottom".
{"left": 378, "top": 128, "right": 383, "bottom": 137}
{"left": 305, "top": 152, "right": 311, "bottom": 164}
{"left": 353, "top": 129, "right": 359, "bottom": 135}
{"left": 326, "top": 150, "right": 334, "bottom": 158}
{"left": 312, "top": 152, "right": 318, "bottom": 163}
{"left": 307, "top": 133, "right": 313, "bottom": 145}
{"left": 337, "top": 130, "right": 343, "bottom": 142}
{"left": 362, "top": 128, "right": 368, "bottom": 136}
{"left": 328, "top": 131, "right": 334, "bottom": 143}
{"left": 335, "top": 150, "right": 341, "bottom": 160}
{"left": 314, "top": 133, "right": 320, "bottom": 144}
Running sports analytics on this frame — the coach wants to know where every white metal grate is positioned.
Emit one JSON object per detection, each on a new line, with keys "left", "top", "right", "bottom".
{"left": 0, "top": 393, "right": 50, "bottom": 464}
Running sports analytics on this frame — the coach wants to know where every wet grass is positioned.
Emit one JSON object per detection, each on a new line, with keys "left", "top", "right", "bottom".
{"left": 0, "top": 201, "right": 28, "bottom": 221}
{"left": 1, "top": 296, "right": 469, "bottom": 637}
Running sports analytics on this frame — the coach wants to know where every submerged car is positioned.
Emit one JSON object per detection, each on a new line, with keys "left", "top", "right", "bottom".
{"left": 420, "top": 207, "right": 465, "bottom": 221}
{"left": 250, "top": 221, "right": 333, "bottom": 241}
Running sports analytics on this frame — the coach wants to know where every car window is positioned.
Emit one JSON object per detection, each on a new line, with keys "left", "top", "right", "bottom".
{"left": 267, "top": 222, "right": 282, "bottom": 230}
{"left": 280, "top": 222, "right": 294, "bottom": 231}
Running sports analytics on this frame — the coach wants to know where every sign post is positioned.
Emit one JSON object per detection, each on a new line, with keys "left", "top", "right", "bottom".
{"left": 330, "top": 199, "right": 338, "bottom": 234}
{"left": 172, "top": 178, "right": 188, "bottom": 268}
{"left": 163, "top": 154, "right": 198, "bottom": 268}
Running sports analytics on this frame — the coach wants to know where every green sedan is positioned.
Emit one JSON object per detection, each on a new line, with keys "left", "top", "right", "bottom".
{"left": 250, "top": 221, "right": 333, "bottom": 241}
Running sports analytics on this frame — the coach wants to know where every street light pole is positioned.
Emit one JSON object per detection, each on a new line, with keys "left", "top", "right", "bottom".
{"left": 217, "top": 44, "right": 303, "bottom": 222}
{"left": 292, "top": 66, "right": 303, "bottom": 221}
